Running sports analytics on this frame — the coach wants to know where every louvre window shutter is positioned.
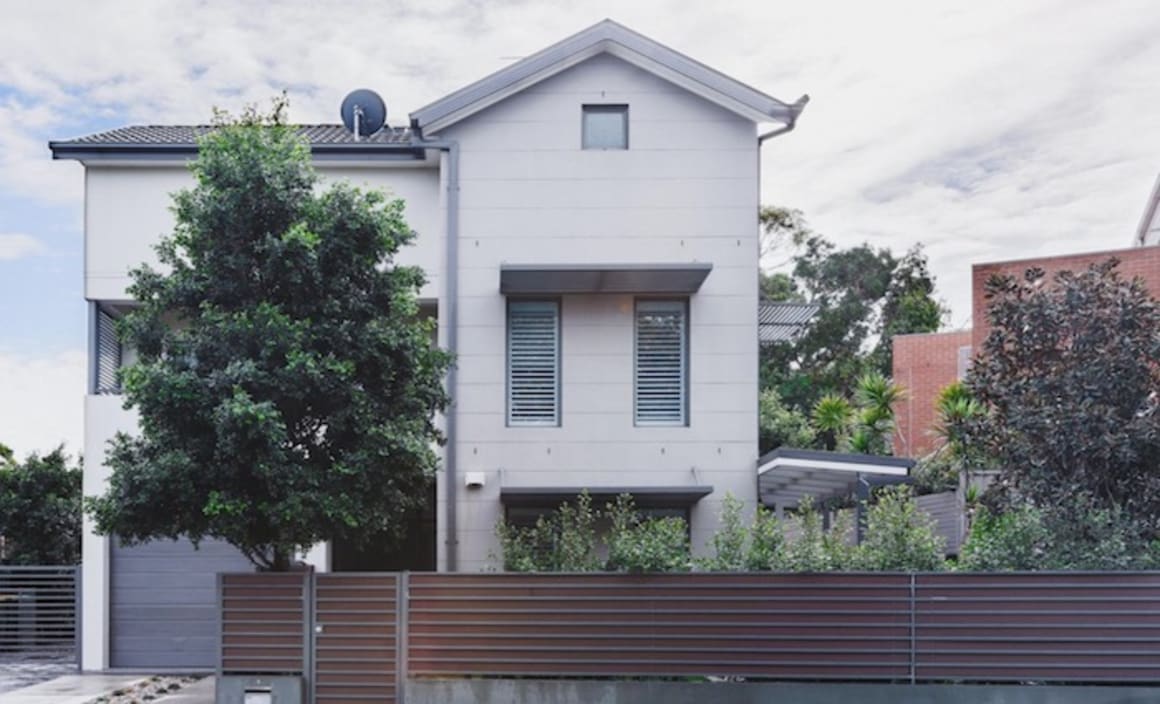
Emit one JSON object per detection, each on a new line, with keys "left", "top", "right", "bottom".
{"left": 96, "top": 309, "right": 122, "bottom": 394}
{"left": 508, "top": 301, "right": 560, "bottom": 426}
{"left": 635, "top": 301, "right": 687, "bottom": 425}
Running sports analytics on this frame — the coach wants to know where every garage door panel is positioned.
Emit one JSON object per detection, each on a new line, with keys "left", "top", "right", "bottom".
{"left": 111, "top": 537, "right": 253, "bottom": 669}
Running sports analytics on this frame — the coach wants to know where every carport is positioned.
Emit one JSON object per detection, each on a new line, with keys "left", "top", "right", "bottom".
{"left": 757, "top": 448, "right": 914, "bottom": 538}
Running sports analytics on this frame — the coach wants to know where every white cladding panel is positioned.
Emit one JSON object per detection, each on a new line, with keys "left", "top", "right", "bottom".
{"left": 441, "top": 53, "right": 760, "bottom": 570}
{"left": 84, "top": 164, "right": 441, "bottom": 301}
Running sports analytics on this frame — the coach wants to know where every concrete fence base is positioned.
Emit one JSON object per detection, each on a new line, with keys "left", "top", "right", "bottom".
{"left": 408, "top": 679, "right": 1160, "bottom": 704}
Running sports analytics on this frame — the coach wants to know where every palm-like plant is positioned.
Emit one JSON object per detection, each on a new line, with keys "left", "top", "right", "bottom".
{"left": 812, "top": 394, "right": 854, "bottom": 451}
{"left": 852, "top": 371, "right": 905, "bottom": 455}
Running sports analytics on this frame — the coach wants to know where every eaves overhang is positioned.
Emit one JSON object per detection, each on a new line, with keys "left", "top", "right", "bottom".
{"left": 500, "top": 262, "right": 712, "bottom": 295}
{"left": 501, "top": 485, "right": 713, "bottom": 509}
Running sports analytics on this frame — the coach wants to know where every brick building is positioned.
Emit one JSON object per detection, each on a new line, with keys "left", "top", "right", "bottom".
{"left": 893, "top": 245, "right": 1160, "bottom": 457}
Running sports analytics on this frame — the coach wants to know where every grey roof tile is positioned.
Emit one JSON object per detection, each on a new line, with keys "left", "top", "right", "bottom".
{"left": 54, "top": 124, "right": 413, "bottom": 147}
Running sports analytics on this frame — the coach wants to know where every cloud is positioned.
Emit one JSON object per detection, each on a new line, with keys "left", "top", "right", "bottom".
{"left": 0, "top": 233, "right": 43, "bottom": 260}
{"left": 1, "top": 0, "right": 1159, "bottom": 325}
{"left": 0, "top": 349, "right": 85, "bottom": 457}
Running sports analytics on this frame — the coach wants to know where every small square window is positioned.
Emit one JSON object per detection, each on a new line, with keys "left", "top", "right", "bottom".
{"left": 582, "top": 104, "right": 628, "bottom": 149}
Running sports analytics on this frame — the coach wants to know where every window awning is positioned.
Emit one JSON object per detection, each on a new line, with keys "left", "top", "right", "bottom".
{"left": 500, "top": 263, "right": 712, "bottom": 295}
{"left": 500, "top": 485, "right": 713, "bottom": 509}
{"left": 757, "top": 447, "right": 913, "bottom": 509}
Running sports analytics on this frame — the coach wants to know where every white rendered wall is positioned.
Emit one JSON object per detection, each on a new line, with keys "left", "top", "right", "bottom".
{"left": 83, "top": 163, "right": 441, "bottom": 301}
{"left": 438, "top": 54, "right": 760, "bottom": 571}
{"left": 81, "top": 394, "right": 137, "bottom": 671}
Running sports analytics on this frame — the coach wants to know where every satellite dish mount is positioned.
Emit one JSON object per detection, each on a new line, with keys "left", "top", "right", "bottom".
{"left": 340, "top": 89, "right": 387, "bottom": 141}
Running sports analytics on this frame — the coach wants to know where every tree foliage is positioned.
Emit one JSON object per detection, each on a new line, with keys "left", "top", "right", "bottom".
{"left": 759, "top": 208, "right": 946, "bottom": 416}
{"left": 0, "top": 447, "right": 82, "bottom": 565}
{"left": 967, "top": 260, "right": 1160, "bottom": 541}
{"left": 86, "top": 99, "right": 450, "bottom": 570}
{"left": 761, "top": 371, "right": 903, "bottom": 456}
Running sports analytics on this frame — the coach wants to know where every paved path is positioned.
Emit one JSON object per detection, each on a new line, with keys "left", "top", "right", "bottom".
{"left": 1, "top": 674, "right": 146, "bottom": 704}
{"left": 0, "top": 651, "right": 77, "bottom": 694}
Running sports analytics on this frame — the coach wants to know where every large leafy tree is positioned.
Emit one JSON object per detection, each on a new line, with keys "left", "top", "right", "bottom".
{"left": 0, "top": 447, "right": 82, "bottom": 565}
{"left": 967, "top": 260, "right": 1160, "bottom": 540}
{"left": 88, "top": 100, "right": 451, "bottom": 570}
{"left": 759, "top": 207, "right": 945, "bottom": 414}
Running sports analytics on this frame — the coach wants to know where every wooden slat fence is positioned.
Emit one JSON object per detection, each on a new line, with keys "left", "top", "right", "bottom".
{"left": 220, "top": 570, "right": 1160, "bottom": 703}
{"left": 408, "top": 572, "right": 911, "bottom": 679}
{"left": 218, "top": 572, "right": 308, "bottom": 675}
{"left": 915, "top": 572, "right": 1160, "bottom": 682}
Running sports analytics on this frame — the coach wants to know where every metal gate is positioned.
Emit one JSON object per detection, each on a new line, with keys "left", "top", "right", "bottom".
{"left": 313, "top": 573, "right": 401, "bottom": 704}
{"left": 0, "top": 566, "right": 78, "bottom": 662}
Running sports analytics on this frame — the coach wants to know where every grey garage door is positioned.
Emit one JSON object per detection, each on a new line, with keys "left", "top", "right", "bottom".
{"left": 110, "top": 538, "right": 253, "bottom": 669}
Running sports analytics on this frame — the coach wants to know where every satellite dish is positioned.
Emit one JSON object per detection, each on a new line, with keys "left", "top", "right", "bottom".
{"left": 340, "top": 89, "right": 387, "bottom": 139}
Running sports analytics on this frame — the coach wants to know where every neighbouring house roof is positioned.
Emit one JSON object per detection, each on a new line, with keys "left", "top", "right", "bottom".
{"left": 410, "top": 18, "right": 807, "bottom": 134}
{"left": 756, "top": 447, "right": 913, "bottom": 509}
{"left": 49, "top": 124, "right": 418, "bottom": 160}
{"left": 758, "top": 300, "right": 818, "bottom": 343}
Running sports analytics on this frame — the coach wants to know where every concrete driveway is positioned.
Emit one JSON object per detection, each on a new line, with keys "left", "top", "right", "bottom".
{"left": 0, "top": 651, "right": 77, "bottom": 695}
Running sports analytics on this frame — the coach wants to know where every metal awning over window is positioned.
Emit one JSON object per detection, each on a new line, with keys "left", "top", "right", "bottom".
{"left": 500, "top": 485, "right": 713, "bottom": 509}
{"left": 500, "top": 263, "right": 712, "bottom": 295}
{"left": 757, "top": 447, "right": 914, "bottom": 509}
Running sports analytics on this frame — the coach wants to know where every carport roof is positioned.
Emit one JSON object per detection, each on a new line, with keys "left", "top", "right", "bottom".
{"left": 757, "top": 447, "right": 913, "bottom": 509}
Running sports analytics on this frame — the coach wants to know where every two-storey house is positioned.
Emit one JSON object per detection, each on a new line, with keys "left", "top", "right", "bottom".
{"left": 50, "top": 19, "right": 806, "bottom": 671}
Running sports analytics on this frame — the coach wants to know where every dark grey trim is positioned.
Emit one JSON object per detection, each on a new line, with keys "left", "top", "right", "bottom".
{"left": 501, "top": 263, "right": 711, "bottom": 295}
{"left": 500, "top": 486, "right": 713, "bottom": 508}
{"left": 758, "top": 446, "right": 916, "bottom": 470}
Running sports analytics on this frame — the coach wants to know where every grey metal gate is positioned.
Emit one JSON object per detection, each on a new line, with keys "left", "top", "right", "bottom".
{"left": 0, "top": 566, "right": 78, "bottom": 660}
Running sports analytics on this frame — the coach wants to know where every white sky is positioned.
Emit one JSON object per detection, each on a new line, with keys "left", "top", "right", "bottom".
{"left": 1, "top": 0, "right": 1158, "bottom": 456}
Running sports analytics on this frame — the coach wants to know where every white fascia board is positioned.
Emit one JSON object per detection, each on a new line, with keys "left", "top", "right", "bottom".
{"left": 756, "top": 456, "right": 911, "bottom": 478}
{"left": 603, "top": 43, "right": 780, "bottom": 124}
{"left": 421, "top": 44, "right": 606, "bottom": 134}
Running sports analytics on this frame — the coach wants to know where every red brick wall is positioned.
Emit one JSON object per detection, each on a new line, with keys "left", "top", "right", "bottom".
{"left": 971, "top": 245, "right": 1160, "bottom": 351}
{"left": 892, "top": 329, "right": 972, "bottom": 458}
{"left": 892, "top": 246, "right": 1160, "bottom": 459}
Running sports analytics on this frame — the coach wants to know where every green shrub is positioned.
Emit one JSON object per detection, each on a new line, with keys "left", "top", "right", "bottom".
{"left": 494, "top": 491, "right": 600, "bottom": 572}
{"left": 605, "top": 495, "right": 691, "bottom": 573}
{"left": 958, "top": 505, "right": 1048, "bottom": 571}
{"left": 784, "top": 497, "right": 848, "bottom": 571}
{"left": 697, "top": 494, "right": 747, "bottom": 571}
{"left": 855, "top": 485, "right": 945, "bottom": 571}
{"left": 746, "top": 506, "right": 788, "bottom": 571}
{"left": 959, "top": 496, "right": 1159, "bottom": 572}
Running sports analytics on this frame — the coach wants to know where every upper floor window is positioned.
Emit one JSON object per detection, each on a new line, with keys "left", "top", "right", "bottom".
{"left": 582, "top": 104, "right": 628, "bottom": 150}
{"left": 95, "top": 307, "right": 122, "bottom": 394}
{"left": 507, "top": 301, "right": 561, "bottom": 426}
{"left": 634, "top": 300, "right": 687, "bottom": 426}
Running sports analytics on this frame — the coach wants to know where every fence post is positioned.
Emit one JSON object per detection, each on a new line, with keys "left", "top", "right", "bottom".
{"left": 909, "top": 573, "right": 917, "bottom": 685}
{"left": 304, "top": 570, "right": 315, "bottom": 704}
{"left": 74, "top": 567, "right": 82, "bottom": 671}
{"left": 397, "top": 572, "right": 409, "bottom": 704}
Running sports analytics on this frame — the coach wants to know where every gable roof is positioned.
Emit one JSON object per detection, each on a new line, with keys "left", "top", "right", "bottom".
{"left": 410, "top": 19, "right": 807, "bottom": 134}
